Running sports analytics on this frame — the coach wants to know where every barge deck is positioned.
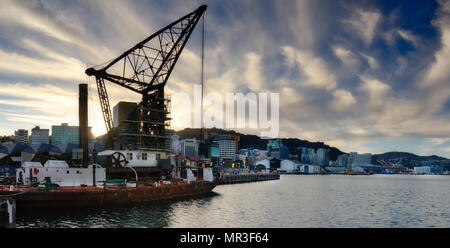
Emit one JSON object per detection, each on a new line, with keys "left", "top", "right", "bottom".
{"left": 0, "top": 181, "right": 216, "bottom": 210}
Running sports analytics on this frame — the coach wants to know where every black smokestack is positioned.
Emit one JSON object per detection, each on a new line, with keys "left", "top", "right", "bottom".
{"left": 79, "top": 84, "right": 89, "bottom": 168}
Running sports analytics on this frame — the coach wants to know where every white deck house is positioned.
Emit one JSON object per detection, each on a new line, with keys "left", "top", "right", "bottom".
{"left": 16, "top": 160, "right": 105, "bottom": 186}
{"left": 97, "top": 150, "right": 172, "bottom": 167}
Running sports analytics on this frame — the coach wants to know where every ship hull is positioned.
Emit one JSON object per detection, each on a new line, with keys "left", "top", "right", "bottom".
{"left": 1, "top": 181, "right": 215, "bottom": 210}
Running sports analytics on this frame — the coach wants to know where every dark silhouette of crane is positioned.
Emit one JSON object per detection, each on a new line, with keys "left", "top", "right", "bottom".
{"left": 86, "top": 5, "right": 207, "bottom": 151}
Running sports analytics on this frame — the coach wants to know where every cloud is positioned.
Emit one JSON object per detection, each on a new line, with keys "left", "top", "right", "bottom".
{"left": 342, "top": 9, "right": 381, "bottom": 45}
{"left": 281, "top": 46, "right": 337, "bottom": 91}
{"left": 428, "top": 138, "right": 450, "bottom": 145}
{"left": 0, "top": 0, "right": 108, "bottom": 61}
{"left": 331, "top": 89, "right": 356, "bottom": 110}
{"left": 0, "top": 0, "right": 449, "bottom": 158}
{"left": 417, "top": 0, "right": 450, "bottom": 114}
{"left": 0, "top": 47, "right": 85, "bottom": 80}
{"left": 358, "top": 76, "right": 391, "bottom": 107}
{"left": 244, "top": 52, "right": 265, "bottom": 92}
{"left": 360, "top": 53, "right": 379, "bottom": 70}
{"left": 397, "top": 29, "right": 419, "bottom": 47}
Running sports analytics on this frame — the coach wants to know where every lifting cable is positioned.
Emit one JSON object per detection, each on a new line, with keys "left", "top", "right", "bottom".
{"left": 200, "top": 13, "right": 205, "bottom": 141}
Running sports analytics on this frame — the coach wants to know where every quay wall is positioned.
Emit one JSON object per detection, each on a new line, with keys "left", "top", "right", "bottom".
{"left": 218, "top": 174, "right": 280, "bottom": 185}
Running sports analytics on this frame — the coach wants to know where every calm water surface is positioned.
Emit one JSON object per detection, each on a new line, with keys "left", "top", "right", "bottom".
{"left": 16, "top": 174, "right": 450, "bottom": 228}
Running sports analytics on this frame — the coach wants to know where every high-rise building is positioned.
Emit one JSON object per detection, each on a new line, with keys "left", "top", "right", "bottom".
{"left": 337, "top": 154, "right": 348, "bottom": 167}
{"left": 213, "top": 135, "right": 236, "bottom": 161}
{"left": 267, "top": 139, "right": 289, "bottom": 159}
{"left": 113, "top": 101, "right": 138, "bottom": 128}
{"left": 180, "top": 139, "right": 200, "bottom": 157}
{"left": 316, "top": 148, "right": 330, "bottom": 166}
{"left": 51, "top": 123, "right": 93, "bottom": 145}
{"left": 14, "top": 129, "right": 29, "bottom": 145}
{"left": 353, "top": 153, "right": 372, "bottom": 166}
{"left": 29, "top": 126, "right": 49, "bottom": 145}
{"left": 348, "top": 152, "right": 357, "bottom": 168}
{"left": 299, "top": 147, "right": 315, "bottom": 164}
{"left": 347, "top": 152, "right": 372, "bottom": 168}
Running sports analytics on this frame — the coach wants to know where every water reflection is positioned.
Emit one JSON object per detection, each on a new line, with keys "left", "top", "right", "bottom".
{"left": 17, "top": 192, "right": 220, "bottom": 228}
{"left": 16, "top": 175, "right": 450, "bottom": 228}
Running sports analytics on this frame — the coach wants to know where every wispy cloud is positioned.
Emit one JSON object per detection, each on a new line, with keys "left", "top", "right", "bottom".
{"left": 0, "top": 0, "right": 449, "bottom": 158}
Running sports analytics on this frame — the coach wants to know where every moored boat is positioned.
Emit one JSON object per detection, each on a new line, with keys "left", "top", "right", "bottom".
{"left": 0, "top": 181, "right": 216, "bottom": 210}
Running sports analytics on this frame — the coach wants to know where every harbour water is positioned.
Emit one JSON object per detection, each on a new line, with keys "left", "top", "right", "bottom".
{"left": 16, "top": 174, "right": 450, "bottom": 228}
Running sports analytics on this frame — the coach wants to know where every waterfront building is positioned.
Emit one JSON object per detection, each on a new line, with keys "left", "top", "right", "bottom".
{"left": 51, "top": 123, "right": 93, "bottom": 145}
{"left": 279, "top": 159, "right": 301, "bottom": 173}
{"left": 359, "top": 165, "right": 384, "bottom": 174}
{"left": 270, "top": 158, "right": 281, "bottom": 171}
{"left": 14, "top": 129, "right": 29, "bottom": 145}
{"left": 299, "top": 147, "right": 315, "bottom": 164}
{"left": 180, "top": 139, "right": 200, "bottom": 157}
{"left": 213, "top": 135, "right": 236, "bottom": 161}
{"left": 431, "top": 165, "right": 444, "bottom": 174}
{"left": 299, "top": 164, "right": 321, "bottom": 174}
{"left": 354, "top": 153, "right": 372, "bottom": 166}
{"left": 113, "top": 101, "right": 138, "bottom": 128}
{"left": 414, "top": 166, "right": 432, "bottom": 174}
{"left": 347, "top": 152, "right": 356, "bottom": 168}
{"left": 198, "top": 141, "right": 220, "bottom": 166}
{"left": 29, "top": 126, "right": 49, "bottom": 145}
{"left": 326, "top": 166, "right": 346, "bottom": 174}
{"left": 240, "top": 148, "right": 270, "bottom": 159}
{"left": 383, "top": 165, "right": 407, "bottom": 174}
{"left": 253, "top": 159, "right": 270, "bottom": 172}
{"left": 348, "top": 152, "right": 372, "bottom": 168}
{"left": 414, "top": 165, "right": 443, "bottom": 175}
{"left": 337, "top": 154, "right": 348, "bottom": 167}
{"left": 316, "top": 148, "right": 330, "bottom": 166}
{"left": 239, "top": 148, "right": 255, "bottom": 157}
{"left": 267, "top": 139, "right": 289, "bottom": 160}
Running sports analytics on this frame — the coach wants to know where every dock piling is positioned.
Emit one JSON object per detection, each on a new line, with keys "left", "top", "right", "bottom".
{"left": 0, "top": 197, "right": 16, "bottom": 228}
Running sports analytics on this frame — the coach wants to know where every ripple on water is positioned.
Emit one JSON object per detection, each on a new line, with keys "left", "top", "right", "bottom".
{"left": 15, "top": 175, "right": 450, "bottom": 228}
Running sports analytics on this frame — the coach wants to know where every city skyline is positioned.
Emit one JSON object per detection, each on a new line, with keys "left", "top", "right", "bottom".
{"left": 0, "top": 0, "right": 449, "bottom": 157}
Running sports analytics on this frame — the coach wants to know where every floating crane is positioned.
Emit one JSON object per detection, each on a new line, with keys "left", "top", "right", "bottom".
{"left": 86, "top": 5, "right": 207, "bottom": 152}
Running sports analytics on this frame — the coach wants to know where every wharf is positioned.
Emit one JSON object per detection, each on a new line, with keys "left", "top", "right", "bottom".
{"left": 218, "top": 173, "right": 280, "bottom": 185}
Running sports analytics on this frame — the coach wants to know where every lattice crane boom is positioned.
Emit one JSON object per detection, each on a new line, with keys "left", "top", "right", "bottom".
{"left": 86, "top": 5, "right": 206, "bottom": 146}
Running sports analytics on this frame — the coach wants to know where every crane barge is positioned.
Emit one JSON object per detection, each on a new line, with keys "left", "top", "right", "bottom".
{"left": 0, "top": 5, "right": 216, "bottom": 210}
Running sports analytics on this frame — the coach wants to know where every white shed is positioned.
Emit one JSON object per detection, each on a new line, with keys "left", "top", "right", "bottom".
{"left": 299, "top": 164, "right": 321, "bottom": 174}
{"left": 279, "top": 160, "right": 300, "bottom": 173}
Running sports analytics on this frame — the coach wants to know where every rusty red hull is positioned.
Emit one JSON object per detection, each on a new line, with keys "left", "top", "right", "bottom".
{"left": 0, "top": 182, "right": 216, "bottom": 209}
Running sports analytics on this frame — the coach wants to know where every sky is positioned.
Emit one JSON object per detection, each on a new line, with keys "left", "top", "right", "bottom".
{"left": 0, "top": 0, "right": 449, "bottom": 158}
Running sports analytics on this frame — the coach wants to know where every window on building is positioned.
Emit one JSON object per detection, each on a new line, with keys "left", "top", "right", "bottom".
{"left": 142, "top": 153, "right": 147, "bottom": 160}
{"left": 156, "top": 153, "right": 161, "bottom": 160}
